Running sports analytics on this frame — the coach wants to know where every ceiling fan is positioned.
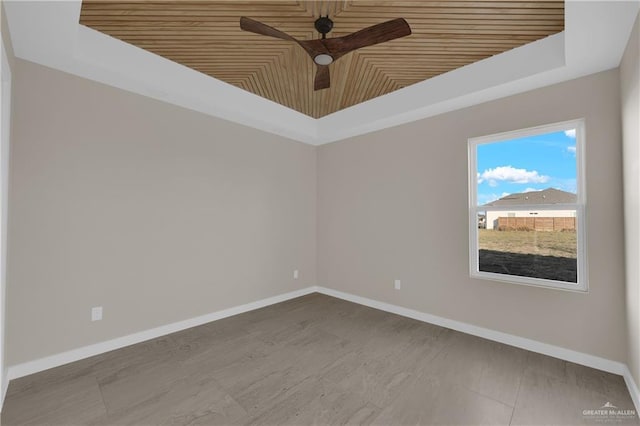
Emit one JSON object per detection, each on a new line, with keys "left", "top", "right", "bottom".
{"left": 239, "top": 16, "right": 411, "bottom": 91}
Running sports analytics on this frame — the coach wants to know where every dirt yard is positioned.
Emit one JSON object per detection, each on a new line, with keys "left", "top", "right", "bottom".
{"left": 478, "top": 229, "right": 577, "bottom": 258}
{"left": 478, "top": 230, "right": 577, "bottom": 283}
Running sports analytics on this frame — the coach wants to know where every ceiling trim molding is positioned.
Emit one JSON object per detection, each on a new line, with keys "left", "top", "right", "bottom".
{"left": 4, "top": 1, "right": 640, "bottom": 146}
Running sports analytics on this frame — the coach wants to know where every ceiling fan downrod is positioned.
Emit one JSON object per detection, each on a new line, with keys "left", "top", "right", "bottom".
{"left": 314, "top": 16, "right": 333, "bottom": 39}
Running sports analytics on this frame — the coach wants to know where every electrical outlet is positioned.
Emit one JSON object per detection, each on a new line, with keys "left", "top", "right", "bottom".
{"left": 293, "top": 270, "right": 299, "bottom": 279}
{"left": 394, "top": 279, "right": 401, "bottom": 290}
{"left": 91, "top": 306, "right": 103, "bottom": 321}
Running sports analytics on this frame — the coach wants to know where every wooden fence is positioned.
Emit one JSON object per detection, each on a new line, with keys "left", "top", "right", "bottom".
{"left": 496, "top": 216, "right": 576, "bottom": 232}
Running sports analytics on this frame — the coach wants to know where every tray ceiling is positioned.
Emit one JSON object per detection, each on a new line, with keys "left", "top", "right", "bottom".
{"left": 79, "top": 1, "right": 564, "bottom": 118}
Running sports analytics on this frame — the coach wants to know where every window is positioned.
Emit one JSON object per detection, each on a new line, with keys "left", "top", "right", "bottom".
{"left": 468, "top": 120, "right": 586, "bottom": 291}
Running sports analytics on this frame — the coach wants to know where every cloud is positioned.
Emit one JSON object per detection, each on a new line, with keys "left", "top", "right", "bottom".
{"left": 567, "top": 145, "right": 576, "bottom": 155}
{"left": 478, "top": 165, "right": 550, "bottom": 187}
{"left": 523, "top": 187, "right": 541, "bottom": 193}
{"left": 564, "top": 129, "right": 576, "bottom": 138}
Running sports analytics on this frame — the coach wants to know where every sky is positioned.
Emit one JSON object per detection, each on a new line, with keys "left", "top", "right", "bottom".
{"left": 476, "top": 129, "right": 577, "bottom": 206}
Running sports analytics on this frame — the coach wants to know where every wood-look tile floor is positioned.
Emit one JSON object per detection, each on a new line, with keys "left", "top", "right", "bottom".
{"left": 2, "top": 293, "right": 638, "bottom": 425}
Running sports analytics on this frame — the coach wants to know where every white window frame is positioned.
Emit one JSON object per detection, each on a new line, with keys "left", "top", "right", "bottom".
{"left": 468, "top": 119, "right": 587, "bottom": 292}
{"left": 0, "top": 32, "right": 11, "bottom": 402}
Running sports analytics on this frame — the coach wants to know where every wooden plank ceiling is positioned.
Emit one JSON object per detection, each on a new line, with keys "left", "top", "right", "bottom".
{"left": 80, "top": 1, "right": 564, "bottom": 118}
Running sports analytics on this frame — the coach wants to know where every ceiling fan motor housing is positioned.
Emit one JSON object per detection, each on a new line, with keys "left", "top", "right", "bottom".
{"left": 314, "top": 16, "right": 333, "bottom": 38}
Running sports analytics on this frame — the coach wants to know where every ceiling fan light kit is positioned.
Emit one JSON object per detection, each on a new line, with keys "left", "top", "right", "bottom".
{"left": 313, "top": 54, "right": 334, "bottom": 66}
{"left": 239, "top": 15, "right": 412, "bottom": 91}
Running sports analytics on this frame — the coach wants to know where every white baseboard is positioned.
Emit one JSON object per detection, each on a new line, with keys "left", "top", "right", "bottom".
{"left": 315, "top": 286, "right": 639, "bottom": 412}
{"left": 0, "top": 367, "right": 7, "bottom": 411}
{"left": 5, "top": 284, "right": 639, "bottom": 415}
{"left": 623, "top": 365, "right": 640, "bottom": 414}
{"left": 6, "top": 286, "right": 317, "bottom": 382}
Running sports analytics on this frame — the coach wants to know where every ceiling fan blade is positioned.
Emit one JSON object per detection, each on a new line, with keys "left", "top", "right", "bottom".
{"left": 297, "top": 38, "right": 330, "bottom": 59}
{"left": 314, "top": 65, "right": 330, "bottom": 91}
{"left": 240, "top": 17, "right": 297, "bottom": 42}
{"left": 323, "top": 18, "right": 411, "bottom": 56}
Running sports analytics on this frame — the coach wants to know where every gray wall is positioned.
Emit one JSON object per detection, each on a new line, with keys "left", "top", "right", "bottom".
{"left": 5, "top": 48, "right": 634, "bottom": 370}
{"left": 317, "top": 69, "right": 627, "bottom": 362}
{"left": 7, "top": 59, "right": 317, "bottom": 365}
{"left": 622, "top": 12, "right": 640, "bottom": 385}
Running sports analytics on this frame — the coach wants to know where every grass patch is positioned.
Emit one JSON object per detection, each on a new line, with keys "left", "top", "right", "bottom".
{"left": 478, "top": 229, "right": 576, "bottom": 259}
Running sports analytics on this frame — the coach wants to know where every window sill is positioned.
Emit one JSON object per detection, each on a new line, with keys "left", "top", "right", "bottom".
{"left": 471, "top": 270, "right": 588, "bottom": 293}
